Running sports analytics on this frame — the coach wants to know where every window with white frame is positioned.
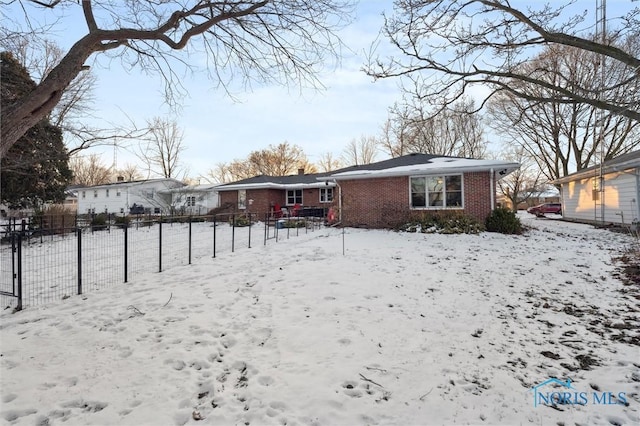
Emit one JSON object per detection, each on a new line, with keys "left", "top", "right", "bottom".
{"left": 238, "top": 190, "right": 247, "bottom": 210}
{"left": 320, "top": 187, "right": 333, "bottom": 203}
{"left": 106, "top": 189, "right": 109, "bottom": 197}
{"left": 410, "top": 175, "right": 463, "bottom": 209}
{"left": 287, "top": 189, "right": 302, "bottom": 205}
{"left": 186, "top": 196, "right": 196, "bottom": 206}
{"left": 94, "top": 190, "right": 98, "bottom": 198}
{"left": 116, "top": 189, "right": 121, "bottom": 197}
{"left": 82, "top": 191, "right": 86, "bottom": 199}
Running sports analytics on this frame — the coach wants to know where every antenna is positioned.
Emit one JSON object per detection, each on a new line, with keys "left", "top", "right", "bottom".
{"left": 595, "top": 0, "right": 607, "bottom": 224}
{"left": 112, "top": 138, "right": 118, "bottom": 170}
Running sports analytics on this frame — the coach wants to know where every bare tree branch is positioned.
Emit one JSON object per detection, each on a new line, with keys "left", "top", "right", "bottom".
{"left": 366, "top": 0, "right": 640, "bottom": 122}
{"left": 1, "top": 0, "right": 355, "bottom": 157}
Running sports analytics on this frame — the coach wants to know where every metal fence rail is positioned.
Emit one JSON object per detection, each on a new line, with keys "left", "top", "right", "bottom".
{"left": 0, "top": 212, "right": 325, "bottom": 310}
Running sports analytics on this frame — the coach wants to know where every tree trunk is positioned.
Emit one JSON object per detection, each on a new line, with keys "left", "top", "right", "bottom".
{"left": 1, "top": 35, "right": 99, "bottom": 159}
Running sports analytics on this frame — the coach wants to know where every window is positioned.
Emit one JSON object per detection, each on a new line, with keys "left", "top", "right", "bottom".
{"left": 410, "top": 175, "right": 463, "bottom": 209}
{"left": 320, "top": 187, "right": 334, "bottom": 203}
{"left": 238, "top": 190, "right": 247, "bottom": 210}
{"left": 287, "top": 189, "right": 302, "bottom": 205}
{"left": 117, "top": 189, "right": 121, "bottom": 197}
{"left": 94, "top": 190, "right": 98, "bottom": 198}
{"left": 106, "top": 189, "right": 110, "bottom": 198}
{"left": 186, "top": 196, "right": 196, "bottom": 206}
{"left": 82, "top": 191, "right": 86, "bottom": 199}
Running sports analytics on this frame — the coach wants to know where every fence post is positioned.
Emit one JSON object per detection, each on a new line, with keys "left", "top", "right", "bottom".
{"left": 77, "top": 227, "right": 82, "bottom": 295}
{"left": 213, "top": 216, "right": 217, "bottom": 258}
{"left": 264, "top": 213, "right": 267, "bottom": 246}
{"left": 231, "top": 214, "right": 236, "bottom": 253}
{"left": 159, "top": 219, "right": 163, "bottom": 272}
{"left": 188, "top": 217, "right": 192, "bottom": 265}
{"left": 248, "top": 213, "right": 252, "bottom": 249}
{"left": 10, "top": 233, "right": 16, "bottom": 297}
{"left": 15, "top": 233, "right": 23, "bottom": 311}
{"left": 124, "top": 224, "right": 128, "bottom": 283}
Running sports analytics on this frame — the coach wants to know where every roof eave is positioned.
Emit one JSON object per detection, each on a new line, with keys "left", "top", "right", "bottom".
{"left": 319, "top": 163, "right": 520, "bottom": 180}
{"left": 218, "top": 182, "right": 336, "bottom": 191}
{"left": 552, "top": 162, "right": 640, "bottom": 184}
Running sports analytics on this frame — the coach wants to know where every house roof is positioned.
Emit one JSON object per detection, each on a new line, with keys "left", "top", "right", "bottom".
{"left": 217, "top": 172, "right": 335, "bottom": 191}
{"left": 552, "top": 150, "right": 640, "bottom": 184}
{"left": 218, "top": 154, "right": 520, "bottom": 190}
{"left": 164, "top": 183, "right": 220, "bottom": 193}
{"left": 75, "top": 178, "right": 186, "bottom": 190}
{"left": 319, "top": 153, "right": 520, "bottom": 181}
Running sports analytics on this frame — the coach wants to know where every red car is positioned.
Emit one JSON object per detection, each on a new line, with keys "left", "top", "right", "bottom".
{"left": 527, "top": 203, "right": 562, "bottom": 217}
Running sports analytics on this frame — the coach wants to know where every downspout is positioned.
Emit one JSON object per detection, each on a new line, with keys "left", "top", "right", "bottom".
{"left": 334, "top": 180, "right": 342, "bottom": 222}
{"left": 636, "top": 170, "right": 640, "bottom": 223}
{"left": 490, "top": 168, "right": 495, "bottom": 210}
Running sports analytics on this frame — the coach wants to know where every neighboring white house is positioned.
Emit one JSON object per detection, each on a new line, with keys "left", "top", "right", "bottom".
{"left": 75, "top": 178, "right": 185, "bottom": 215}
{"left": 167, "top": 183, "right": 220, "bottom": 215}
{"left": 553, "top": 150, "right": 640, "bottom": 226}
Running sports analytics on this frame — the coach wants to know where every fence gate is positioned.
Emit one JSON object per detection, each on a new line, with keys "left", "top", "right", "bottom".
{"left": 0, "top": 233, "right": 22, "bottom": 310}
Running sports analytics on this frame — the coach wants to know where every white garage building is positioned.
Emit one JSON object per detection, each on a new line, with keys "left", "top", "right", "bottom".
{"left": 553, "top": 150, "right": 640, "bottom": 226}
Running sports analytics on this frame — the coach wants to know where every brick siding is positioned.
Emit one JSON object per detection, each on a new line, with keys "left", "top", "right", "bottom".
{"left": 219, "top": 188, "right": 332, "bottom": 217}
{"left": 336, "top": 171, "right": 495, "bottom": 228}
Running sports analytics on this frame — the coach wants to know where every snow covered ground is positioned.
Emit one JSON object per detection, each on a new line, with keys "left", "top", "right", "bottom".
{"left": 1, "top": 214, "right": 638, "bottom": 425}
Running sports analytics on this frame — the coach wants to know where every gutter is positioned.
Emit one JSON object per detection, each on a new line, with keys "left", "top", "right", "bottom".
{"left": 218, "top": 182, "right": 336, "bottom": 191}
{"left": 317, "top": 163, "right": 520, "bottom": 181}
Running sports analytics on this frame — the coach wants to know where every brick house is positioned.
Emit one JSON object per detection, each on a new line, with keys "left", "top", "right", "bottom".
{"left": 318, "top": 153, "right": 519, "bottom": 227}
{"left": 217, "top": 154, "right": 519, "bottom": 227}
{"left": 217, "top": 170, "right": 337, "bottom": 218}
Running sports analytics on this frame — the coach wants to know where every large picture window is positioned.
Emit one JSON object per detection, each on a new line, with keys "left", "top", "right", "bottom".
{"left": 287, "top": 189, "right": 302, "bottom": 205}
{"left": 410, "top": 175, "right": 463, "bottom": 209}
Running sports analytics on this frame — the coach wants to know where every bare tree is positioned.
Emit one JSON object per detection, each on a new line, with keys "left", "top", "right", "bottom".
{"left": 316, "top": 152, "right": 343, "bottom": 172}
{"left": 114, "top": 163, "right": 142, "bottom": 182}
{"left": 496, "top": 145, "right": 546, "bottom": 211}
{"left": 139, "top": 117, "right": 186, "bottom": 179}
{"left": 383, "top": 97, "right": 487, "bottom": 158}
{"left": 366, "top": 1, "right": 640, "bottom": 122}
{"left": 223, "top": 142, "right": 312, "bottom": 180}
{"left": 0, "top": 31, "right": 150, "bottom": 155}
{"left": 1, "top": 0, "right": 355, "bottom": 158}
{"left": 488, "top": 42, "right": 640, "bottom": 181}
{"left": 248, "top": 142, "right": 311, "bottom": 176}
{"left": 343, "top": 135, "right": 378, "bottom": 166}
{"left": 69, "top": 153, "right": 112, "bottom": 186}
{"left": 205, "top": 162, "right": 232, "bottom": 184}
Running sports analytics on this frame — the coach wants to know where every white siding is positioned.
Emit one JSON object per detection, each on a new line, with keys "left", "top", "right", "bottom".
{"left": 77, "top": 180, "right": 184, "bottom": 215}
{"left": 561, "top": 169, "right": 639, "bottom": 225}
{"left": 171, "top": 190, "right": 220, "bottom": 215}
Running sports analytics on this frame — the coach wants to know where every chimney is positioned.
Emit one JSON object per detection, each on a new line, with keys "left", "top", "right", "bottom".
{"left": 117, "top": 176, "right": 125, "bottom": 182}
{"left": 298, "top": 168, "right": 305, "bottom": 175}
